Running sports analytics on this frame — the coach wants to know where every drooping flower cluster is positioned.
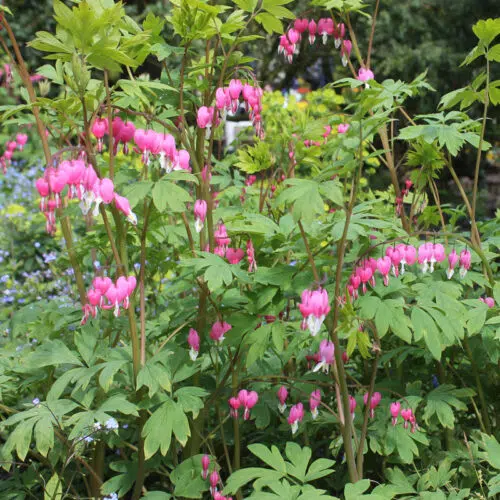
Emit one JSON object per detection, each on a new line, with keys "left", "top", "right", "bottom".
{"left": 198, "top": 80, "right": 265, "bottom": 139}
{"left": 346, "top": 244, "right": 472, "bottom": 302}
{"left": 1, "top": 134, "right": 28, "bottom": 174}
{"left": 91, "top": 116, "right": 136, "bottom": 155}
{"left": 298, "top": 288, "right": 331, "bottom": 336}
{"left": 35, "top": 160, "right": 137, "bottom": 234}
{"left": 390, "top": 403, "right": 418, "bottom": 433}
{"left": 200, "top": 456, "right": 233, "bottom": 499}
{"left": 229, "top": 389, "right": 259, "bottom": 420}
{"left": 278, "top": 18, "right": 352, "bottom": 67}
{"left": 90, "top": 116, "right": 192, "bottom": 173}
{"left": 396, "top": 179, "right": 413, "bottom": 216}
{"left": 81, "top": 275, "right": 137, "bottom": 324}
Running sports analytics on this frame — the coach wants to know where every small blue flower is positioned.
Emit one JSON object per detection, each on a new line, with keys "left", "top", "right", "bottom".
{"left": 32, "top": 398, "right": 40, "bottom": 406}
{"left": 105, "top": 418, "right": 119, "bottom": 431}
{"left": 431, "top": 375, "right": 439, "bottom": 388}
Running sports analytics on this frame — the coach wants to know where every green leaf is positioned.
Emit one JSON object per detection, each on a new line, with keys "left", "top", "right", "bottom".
{"left": 99, "top": 395, "right": 139, "bottom": 416}
{"left": 275, "top": 179, "right": 324, "bottom": 223}
{"left": 142, "top": 401, "right": 173, "bottom": 459}
{"left": 488, "top": 44, "right": 500, "bottom": 62}
{"left": 344, "top": 479, "right": 371, "bottom": 499}
{"left": 224, "top": 468, "right": 284, "bottom": 495}
{"left": 411, "top": 307, "right": 441, "bottom": 359}
{"left": 152, "top": 180, "right": 192, "bottom": 213}
{"left": 248, "top": 443, "right": 287, "bottom": 473}
{"left": 466, "top": 306, "right": 486, "bottom": 335}
{"left": 27, "top": 340, "right": 82, "bottom": 368}
{"left": 255, "top": 12, "right": 283, "bottom": 34}
{"left": 304, "top": 458, "right": 336, "bottom": 482}
{"left": 137, "top": 360, "right": 172, "bottom": 397}
{"left": 123, "top": 181, "right": 153, "bottom": 208}
{"left": 34, "top": 417, "right": 54, "bottom": 457}
{"left": 175, "top": 387, "right": 208, "bottom": 419}
{"left": 246, "top": 324, "right": 272, "bottom": 368}
{"left": 171, "top": 455, "right": 209, "bottom": 498}
{"left": 482, "top": 434, "right": 500, "bottom": 469}
{"left": 44, "top": 474, "right": 63, "bottom": 500}
{"left": 98, "top": 360, "right": 127, "bottom": 392}
{"left": 285, "top": 442, "right": 311, "bottom": 482}
{"left": 232, "top": 0, "right": 258, "bottom": 12}
{"left": 472, "top": 18, "right": 500, "bottom": 46}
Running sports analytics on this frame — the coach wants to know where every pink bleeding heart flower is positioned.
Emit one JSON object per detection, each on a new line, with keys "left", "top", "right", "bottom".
{"left": 194, "top": 199, "right": 207, "bottom": 233}
{"left": 459, "top": 249, "right": 471, "bottom": 278}
{"left": 210, "top": 320, "right": 232, "bottom": 345}
{"left": 313, "top": 339, "right": 334, "bottom": 373}
{"left": 91, "top": 118, "right": 108, "bottom": 152}
{"left": 357, "top": 67, "right": 375, "bottom": 83}
{"left": 340, "top": 39, "right": 352, "bottom": 66}
{"left": 349, "top": 395, "right": 357, "bottom": 421}
{"left": 114, "top": 193, "right": 137, "bottom": 225}
{"left": 401, "top": 408, "right": 418, "bottom": 432}
{"left": 298, "top": 288, "right": 331, "bottom": 336}
{"left": 216, "top": 87, "right": 227, "bottom": 110}
{"left": 120, "top": 121, "right": 136, "bottom": 154}
{"left": 176, "top": 149, "right": 191, "bottom": 171}
{"left": 294, "top": 18, "right": 308, "bottom": 33}
{"left": 363, "top": 391, "right": 382, "bottom": 418}
{"left": 246, "top": 239, "right": 257, "bottom": 272}
{"left": 197, "top": 106, "right": 214, "bottom": 129}
{"left": 287, "top": 28, "right": 300, "bottom": 46}
{"left": 480, "top": 296, "right": 495, "bottom": 308}
{"left": 399, "top": 244, "right": 417, "bottom": 273}
{"left": 229, "top": 397, "right": 241, "bottom": 418}
{"left": 447, "top": 249, "right": 459, "bottom": 279}
{"left": 188, "top": 328, "right": 200, "bottom": 361}
{"left": 308, "top": 19, "right": 317, "bottom": 44}
{"left": 390, "top": 401, "right": 401, "bottom": 426}
{"left": 377, "top": 256, "right": 392, "bottom": 286}
{"left": 214, "top": 223, "right": 231, "bottom": 248}
{"left": 433, "top": 243, "right": 446, "bottom": 267}
{"left": 418, "top": 243, "right": 431, "bottom": 273}
{"left": 239, "top": 389, "right": 258, "bottom": 420}
{"left": 201, "top": 454, "right": 210, "bottom": 480}
{"left": 277, "top": 386, "right": 288, "bottom": 414}
{"left": 16, "top": 133, "right": 28, "bottom": 150}
{"left": 209, "top": 470, "right": 220, "bottom": 496}
{"left": 93, "top": 276, "right": 112, "bottom": 297}
{"left": 226, "top": 248, "right": 245, "bottom": 265}
{"left": 337, "top": 123, "right": 350, "bottom": 134}
{"left": 309, "top": 389, "right": 321, "bottom": 420}
{"left": 288, "top": 403, "right": 304, "bottom": 434}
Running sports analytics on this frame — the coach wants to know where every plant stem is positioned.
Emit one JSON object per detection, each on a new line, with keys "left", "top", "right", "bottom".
{"left": 366, "top": 0, "right": 380, "bottom": 69}
{"left": 471, "top": 58, "right": 490, "bottom": 222}
{"left": 298, "top": 219, "right": 320, "bottom": 284}
{"left": 462, "top": 334, "right": 491, "bottom": 434}
{"left": 356, "top": 329, "right": 380, "bottom": 477}
{"left": 139, "top": 201, "right": 152, "bottom": 366}
{"left": 325, "top": 127, "right": 365, "bottom": 484}
{"left": 104, "top": 70, "right": 115, "bottom": 180}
